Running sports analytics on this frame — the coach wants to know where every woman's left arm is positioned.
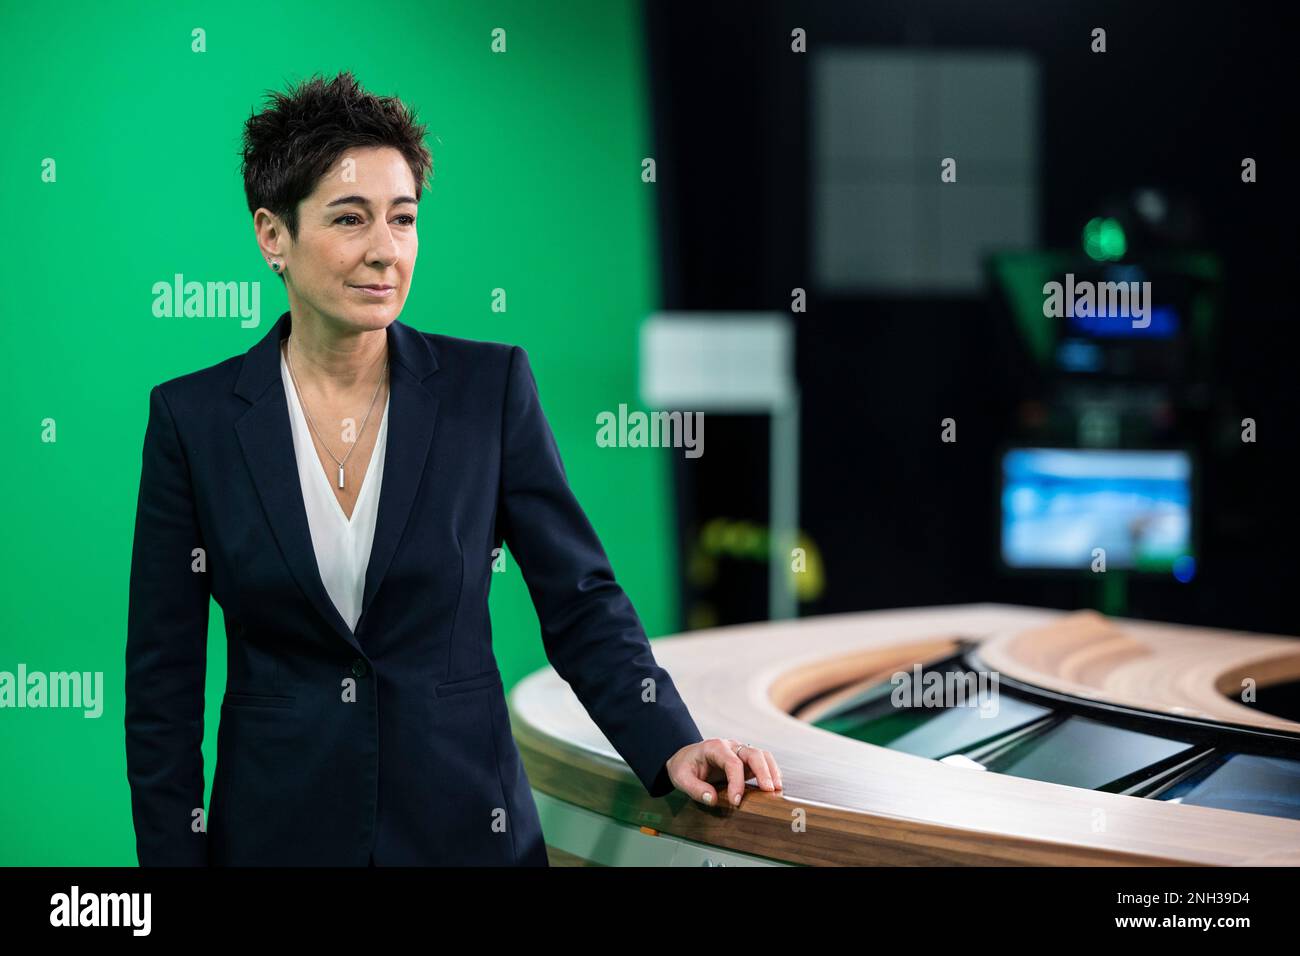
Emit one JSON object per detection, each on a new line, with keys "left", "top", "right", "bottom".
{"left": 498, "top": 346, "right": 788, "bottom": 806}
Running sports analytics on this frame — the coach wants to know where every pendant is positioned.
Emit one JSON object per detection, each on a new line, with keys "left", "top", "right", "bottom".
{"left": 338, "top": 464, "right": 345, "bottom": 489}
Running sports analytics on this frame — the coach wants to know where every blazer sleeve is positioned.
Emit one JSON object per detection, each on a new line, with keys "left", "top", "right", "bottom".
{"left": 124, "top": 385, "right": 211, "bottom": 865}
{"left": 498, "top": 346, "right": 703, "bottom": 798}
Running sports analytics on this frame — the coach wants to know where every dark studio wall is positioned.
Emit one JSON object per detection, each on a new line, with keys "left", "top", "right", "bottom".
{"left": 644, "top": 0, "right": 1300, "bottom": 635}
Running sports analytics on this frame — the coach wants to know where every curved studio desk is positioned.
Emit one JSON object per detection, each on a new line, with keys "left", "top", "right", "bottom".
{"left": 508, "top": 604, "right": 1300, "bottom": 866}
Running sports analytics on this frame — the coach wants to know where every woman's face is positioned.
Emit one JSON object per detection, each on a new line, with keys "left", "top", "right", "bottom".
{"left": 257, "top": 145, "right": 419, "bottom": 334}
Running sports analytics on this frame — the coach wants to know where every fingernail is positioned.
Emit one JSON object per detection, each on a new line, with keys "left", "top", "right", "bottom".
{"left": 732, "top": 793, "right": 741, "bottom": 806}
{"left": 702, "top": 791, "right": 714, "bottom": 804}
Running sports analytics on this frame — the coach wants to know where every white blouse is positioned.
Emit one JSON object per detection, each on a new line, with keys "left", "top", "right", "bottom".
{"left": 279, "top": 343, "right": 390, "bottom": 633}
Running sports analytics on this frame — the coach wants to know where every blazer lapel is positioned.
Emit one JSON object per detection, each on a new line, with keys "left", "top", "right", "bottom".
{"left": 356, "top": 325, "right": 440, "bottom": 634}
{"left": 233, "top": 310, "right": 441, "bottom": 656}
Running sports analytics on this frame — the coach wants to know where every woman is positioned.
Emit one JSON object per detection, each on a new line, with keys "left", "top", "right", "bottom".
{"left": 124, "top": 71, "right": 781, "bottom": 866}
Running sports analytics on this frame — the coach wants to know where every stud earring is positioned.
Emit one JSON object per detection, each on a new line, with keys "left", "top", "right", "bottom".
{"left": 270, "top": 260, "right": 281, "bottom": 272}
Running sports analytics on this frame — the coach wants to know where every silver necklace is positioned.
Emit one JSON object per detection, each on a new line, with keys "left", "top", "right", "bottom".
{"left": 284, "top": 335, "right": 388, "bottom": 490}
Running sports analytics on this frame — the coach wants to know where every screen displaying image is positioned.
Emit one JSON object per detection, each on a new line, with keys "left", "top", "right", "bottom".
{"left": 1001, "top": 448, "right": 1193, "bottom": 571}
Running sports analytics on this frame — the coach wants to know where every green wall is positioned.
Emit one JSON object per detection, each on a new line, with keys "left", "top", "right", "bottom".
{"left": 0, "top": 0, "right": 671, "bottom": 864}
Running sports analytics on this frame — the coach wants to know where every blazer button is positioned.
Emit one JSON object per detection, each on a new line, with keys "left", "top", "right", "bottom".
{"left": 351, "top": 659, "right": 368, "bottom": 678}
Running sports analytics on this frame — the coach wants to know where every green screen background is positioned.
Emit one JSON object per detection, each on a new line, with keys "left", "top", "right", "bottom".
{"left": 0, "top": 0, "right": 673, "bottom": 864}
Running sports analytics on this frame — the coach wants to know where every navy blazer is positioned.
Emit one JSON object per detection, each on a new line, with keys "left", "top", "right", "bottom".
{"left": 125, "top": 309, "right": 703, "bottom": 866}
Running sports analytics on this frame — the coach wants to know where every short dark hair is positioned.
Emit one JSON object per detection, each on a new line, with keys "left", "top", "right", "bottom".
{"left": 240, "top": 71, "right": 433, "bottom": 277}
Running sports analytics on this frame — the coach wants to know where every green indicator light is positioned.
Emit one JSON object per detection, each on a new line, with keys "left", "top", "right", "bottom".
{"left": 1099, "top": 218, "right": 1126, "bottom": 259}
{"left": 1082, "top": 217, "right": 1126, "bottom": 261}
